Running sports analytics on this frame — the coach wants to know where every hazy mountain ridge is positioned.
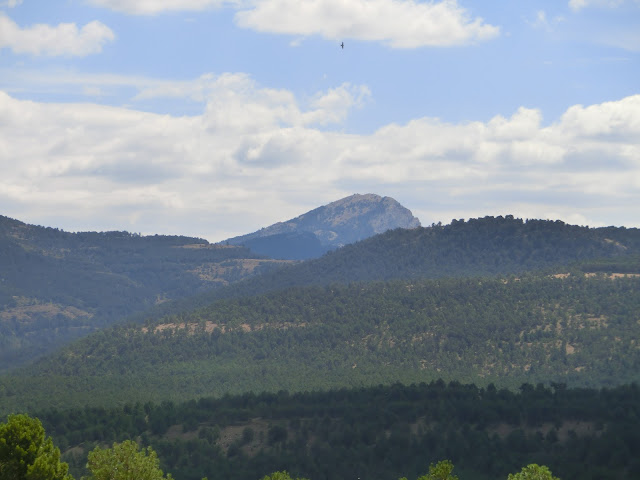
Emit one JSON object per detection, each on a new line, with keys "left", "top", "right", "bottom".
{"left": 224, "top": 193, "right": 421, "bottom": 259}
{"left": 2, "top": 209, "right": 640, "bottom": 387}
{"left": 0, "top": 215, "right": 287, "bottom": 371}
{"left": 0, "top": 194, "right": 422, "bottom": 369}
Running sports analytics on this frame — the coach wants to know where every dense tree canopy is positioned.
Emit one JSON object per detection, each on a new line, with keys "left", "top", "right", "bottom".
{"left": 0, "top": 414, "right": 71, "bottom": 480}
{"left": 2, "top": 273, "right": 638, "bottom": 413}
{"left": 83, "top": 440, "right": 175, "bottom": 480}
{"left": 507, "top": 464, "right": 560, "bottom": 480}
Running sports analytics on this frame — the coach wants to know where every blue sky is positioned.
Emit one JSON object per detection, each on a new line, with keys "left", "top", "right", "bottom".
{"left": 1, "top": 0, "right": 639, "bottom": 241}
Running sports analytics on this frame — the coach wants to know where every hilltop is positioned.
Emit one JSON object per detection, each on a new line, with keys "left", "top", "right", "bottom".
{"left": 223, "top": 193, "right": 421, "bottom": 260}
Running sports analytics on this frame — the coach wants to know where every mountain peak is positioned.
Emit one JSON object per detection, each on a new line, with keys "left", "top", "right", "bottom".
{"left": 224, "top": 194, "right": 421, "bottom": 259}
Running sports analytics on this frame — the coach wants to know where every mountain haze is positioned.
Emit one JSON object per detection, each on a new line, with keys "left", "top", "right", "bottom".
{"left": 0, "top": 215, "right": 288, "bottom": 372}
{"left": 0, "top": 194, "right": 420, "bottom": 370}
{"left": 224, "top": 193, "right": 421, "bottom": 259}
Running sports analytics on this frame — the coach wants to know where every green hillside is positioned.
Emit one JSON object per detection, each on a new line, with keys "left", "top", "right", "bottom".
{"left": 2, "top": 273, "right": 638, "bottom": 413}
{"left": 33, "top": 382, "right": 640, "bottom": 480}
{"left": 3, "top": 214, "right": 639, "bottom": 374}
{"left": 147, "top": 216, "right": 640, "bottom": 318}
{"left": 0, "top": 215, "right": 288, "bottom": 371}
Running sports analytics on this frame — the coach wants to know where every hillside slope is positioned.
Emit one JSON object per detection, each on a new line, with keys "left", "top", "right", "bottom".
{"left": 3, "top": 273, "right": 639, "bottom": 413}
{"left": 150, "top": 215, "right": 640, "bottom": 318}
{"left": 0, "top": 215, "right": 288, "bottom": 371}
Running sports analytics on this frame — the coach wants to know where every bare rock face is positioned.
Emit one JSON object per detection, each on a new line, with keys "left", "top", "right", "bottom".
{"left": 225, "top": 194, "right": 421, "bottom": 259}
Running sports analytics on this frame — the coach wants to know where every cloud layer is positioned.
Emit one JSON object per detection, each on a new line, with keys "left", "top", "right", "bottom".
{"left": 0, "top": 13, "right": 114, "bottom": 56}
{"left": 86, "top": 0, "right": 499, "bottom": 48}
{"left": 235, "top": 0, "right": 499, "bottom": 47}
{"left": 1, "top": 76, "right": 638, "bottom": 238}
{"left": 568, "top": 0, "right": 636, "bottom": 11}
{"left": 86, "top": 0, "right": 235, "bottom": 15}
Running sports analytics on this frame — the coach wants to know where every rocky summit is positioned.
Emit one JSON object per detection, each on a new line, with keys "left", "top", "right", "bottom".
{"left": 224, "top": 193, "right": 421, "bottom": 260}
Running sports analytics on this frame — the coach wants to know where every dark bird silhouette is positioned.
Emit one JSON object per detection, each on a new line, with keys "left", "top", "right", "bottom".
{"left": 341, "top": 42, "right": 344, "bottom": 49}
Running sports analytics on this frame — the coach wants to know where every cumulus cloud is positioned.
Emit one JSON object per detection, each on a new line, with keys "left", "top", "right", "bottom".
{"left": 235, "top": 0, "right": 499, "bottom": 48}
{"left": 87, "top": 0, "right": 498, "bottom": 48}
{"left": 135, "top": 73, "right": 371, "bottom": 128}
{"left": 0, "top": 13, "right": 115, "bottom": 56}
{"left": 1, "top": 82, "right": 638, "bottom": 240}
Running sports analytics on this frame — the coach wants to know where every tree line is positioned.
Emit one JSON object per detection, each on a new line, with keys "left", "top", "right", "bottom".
{"left": 5, "top": 382, "right": 629, "bottom": 480}
{"left": 5, "top": 382, "right": 631, "bottom": 480}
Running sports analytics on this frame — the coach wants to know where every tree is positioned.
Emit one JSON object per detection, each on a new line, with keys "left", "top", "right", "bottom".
{"left": 0, "top": 414, "right": 72, "bottom": 480}
{"left": 260, "top": 472, "right": 309, "bottom": 480}
{"left": 507, "top": 464, "right": 560, "bottom": 480}
{"left": 400, "top": 460, "right": 458, "bottom": 480}
{"left": 83, "top": 440, "right": 173, "bottom": 480}
{"left": 421, "top": 460, "right": 458, "bottom": 480}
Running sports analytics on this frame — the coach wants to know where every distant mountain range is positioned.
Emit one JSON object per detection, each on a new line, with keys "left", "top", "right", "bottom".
{"left": 1, "top": 210, "right": 639, "bottom": 409}
{"left": 0, "top": 194, "right": 419, "bottom": 371}
{"left": 3, "top": 199, "right": 640, "bottom": 480}
{"left": 2, "top": 193, "right": 640, "bottom": 408}
{"left": 223, "top": 193, "right": 421, "bottom": 259}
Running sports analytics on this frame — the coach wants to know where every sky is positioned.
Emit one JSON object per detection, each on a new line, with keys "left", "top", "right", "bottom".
{"left": 0, "top": 0, "right": 639, "bottom": 242}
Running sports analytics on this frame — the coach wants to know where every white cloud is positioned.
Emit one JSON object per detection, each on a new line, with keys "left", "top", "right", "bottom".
{"left": 86, "top": 0, "right": 237, "bottom": 15}
{"left": 0, "top": 0, "right": 23, "bottom": 7}
{"left": 569, "top": 0, "right": 638, "bottom": 11}
{"left": 135, "top": 73, "right": 370, "bottom": 128}
{"left": 85, "top": 0, "right": 499, "bottom": 48}
{"left": 303, "top": 84, "right": 371, "bottom": 125}
{"left": 527, "top": 10, "right": 565, "bottom": 31}
{"left": 1, "top": 82, "right": 639, "bottom": 240}
{"left": 557, "top": 96, "right": 640, "bottom": 138}
{"left": 0, "top": 13, "right": 115, "bottom": 56}
{"left": 235, "top": 0, "right": 499, "bottom": 48}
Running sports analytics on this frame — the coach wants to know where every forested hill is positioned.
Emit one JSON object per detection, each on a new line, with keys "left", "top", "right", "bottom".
{"left": 3, "top": 214, "right": 638, "bottom": 372}
{"left": 39, "top": 382, "right": 640, "bottom": 480}
{"left": 282, "top": 216, "right": 640, "bottom": 282}
{"left": 147, "top": 215, "right": 640, "bottom": 318}
{"left": 0, "top": 215, "right": 289, "bottom": 371}
{"left": 3, "top": 273, "right": 639, "bottom": 413}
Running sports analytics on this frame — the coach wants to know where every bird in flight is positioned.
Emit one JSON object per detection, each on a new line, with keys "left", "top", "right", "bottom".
{"left": 341, "top": 42, "right": 344, "bottom": 49}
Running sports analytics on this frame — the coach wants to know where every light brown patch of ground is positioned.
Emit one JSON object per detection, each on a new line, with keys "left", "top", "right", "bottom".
{"left": 553, "top": 272, "right": 639, "bottom": 280}
{"left": 585, "top": 272, "right": 640, "bottom": 278}
{"left": 189, "top": 259, "right": 293, "bottom": 283}
{"left": 141, "top": 320, "right": 307, "bottom": 335}
{"left": 0, "top": 302, "right": 92, "bottom": 322}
